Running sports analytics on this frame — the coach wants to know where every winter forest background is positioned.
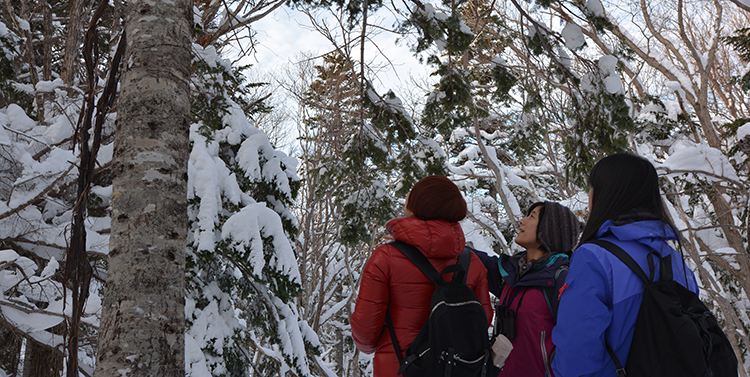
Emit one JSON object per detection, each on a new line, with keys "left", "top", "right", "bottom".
{"left": 0, "top": 0, "right": 749, "bottom": 375}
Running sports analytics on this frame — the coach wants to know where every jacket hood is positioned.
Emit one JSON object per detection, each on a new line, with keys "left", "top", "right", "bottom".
{"left": 595, "top": 219, "right": 679, "bottom": 256}
{"left": 499, "top": 251, "right": 569, "bottom": 288}
{"left": 386, "top": 216, "right": 465, "bottom": 259}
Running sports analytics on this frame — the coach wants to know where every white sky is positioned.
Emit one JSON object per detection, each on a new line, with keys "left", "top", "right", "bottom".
{"left": 232, "top": 6, "right": 436, "bottom": 154}
{"left": 246, "top": 6, "right": 432, "bottom": 93}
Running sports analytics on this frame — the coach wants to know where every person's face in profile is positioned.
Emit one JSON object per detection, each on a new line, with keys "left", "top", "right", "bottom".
{"left": 515, "top": 206, "right": 542, "bottom": 251}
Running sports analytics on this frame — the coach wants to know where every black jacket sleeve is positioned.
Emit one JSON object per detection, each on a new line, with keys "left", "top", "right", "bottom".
{"left": 469, "top": 247, "right": 505, "bottom": 297}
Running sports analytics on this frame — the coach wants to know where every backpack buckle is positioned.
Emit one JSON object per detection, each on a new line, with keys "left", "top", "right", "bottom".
{"left": 443, "top": 348, "right": 456, "bottom": 377}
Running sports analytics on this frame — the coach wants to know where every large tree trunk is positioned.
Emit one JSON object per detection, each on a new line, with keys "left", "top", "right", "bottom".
{"left": 94, "top": 0, "right": 191, "bottom": 375}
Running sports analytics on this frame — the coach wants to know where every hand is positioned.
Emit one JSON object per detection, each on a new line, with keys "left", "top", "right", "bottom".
{"left": 491, "top": 334, "right": 514, "bottom": 367}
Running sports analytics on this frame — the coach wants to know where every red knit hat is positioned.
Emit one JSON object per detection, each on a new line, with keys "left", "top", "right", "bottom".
{"left": 406, "top": 175, "right": 467, "bottom": 222}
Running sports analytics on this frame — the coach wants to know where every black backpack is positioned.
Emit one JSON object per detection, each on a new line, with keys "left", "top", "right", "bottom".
{"left": 591, "top": 240, "right": 738, "bottom": 377}
{"left": 385, "top": 241, "right": 492, "bottom": 377}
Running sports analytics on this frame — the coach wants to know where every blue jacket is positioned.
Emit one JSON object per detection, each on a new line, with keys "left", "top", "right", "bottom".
{"left": 551, "top": 220, "right": 699, "bottom": 377}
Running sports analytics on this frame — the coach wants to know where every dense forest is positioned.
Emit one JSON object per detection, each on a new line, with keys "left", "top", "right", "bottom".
{"left": 0, "top": 0, "right": 749, "bottom": 375}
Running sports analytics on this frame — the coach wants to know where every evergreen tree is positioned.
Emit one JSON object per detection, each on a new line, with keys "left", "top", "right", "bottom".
{"left": 186, "top": 44, "right": 319, "bottom": 376}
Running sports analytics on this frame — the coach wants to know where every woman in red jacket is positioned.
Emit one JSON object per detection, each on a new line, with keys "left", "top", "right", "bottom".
{"left": 351, "top": 175, "right": 493, "bottom": 377}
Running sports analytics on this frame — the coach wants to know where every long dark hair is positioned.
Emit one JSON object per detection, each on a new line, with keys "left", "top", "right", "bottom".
{"left": 579, "top": 153, "right": 678, "bottom": 244}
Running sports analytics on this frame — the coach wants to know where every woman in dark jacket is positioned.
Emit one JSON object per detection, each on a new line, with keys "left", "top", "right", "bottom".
{"left": 351, "top": 175, "right": 493, "bottom": 377}
{"left": 473, "top": 201, "right": 582, "bottom": 377}
{"left": 551, "top": 153, "right": 699, "bottom": 377}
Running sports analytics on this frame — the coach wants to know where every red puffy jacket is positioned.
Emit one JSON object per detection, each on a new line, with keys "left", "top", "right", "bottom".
{"left": 351, "top": 217, "right": 493, "bottom": 377}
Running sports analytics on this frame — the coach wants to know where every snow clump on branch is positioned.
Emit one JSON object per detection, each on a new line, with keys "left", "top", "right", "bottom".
{"left": 562, "top": 22, "right": 585, "bottom": 50}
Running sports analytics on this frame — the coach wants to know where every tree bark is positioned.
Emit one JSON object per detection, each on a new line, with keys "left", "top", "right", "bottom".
{"left": 0, "top": 321, "right": 21, "bottom": 376}
{"left": 94, "top": 0, "right": 191, "bottom": 376}
{"left": 19, "top": 0, "right": 43, "bottom": 122}
{"left": 60, "top": 0, "right": 89, "bottom": 85}
{"left": 22, "top": 338, "right": 63, "bottom": 377}
{"left": 41, "top": 0, "right": 52, "bottom": 82}
{"left": 41, "top": 0, "right": 53, "bottom": 107}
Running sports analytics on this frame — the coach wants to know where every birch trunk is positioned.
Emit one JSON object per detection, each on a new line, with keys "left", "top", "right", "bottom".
{"left": 94, "top": 0, "right": 191, "bottom": 375}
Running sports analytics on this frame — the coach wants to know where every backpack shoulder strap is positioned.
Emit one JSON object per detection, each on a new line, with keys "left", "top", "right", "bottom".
{"left": 660, "top": 254, "right": 673, "bottom": 281}
{"left": 589, "top": 239, "right": 651, "bottom": 284}
{"left": 543, "top": 264, "right": 569, "bottom": 324}
{"left": 385, "top": 310, "right": 405, "bottom": 365}
{"left": 589, "top": 239, "right": 661, "bottom": 377}
{"left": 605, "top": 339, "right": 627, "bottom": 377}
{"left": 389, "top": 241, "right": 445, "bottom": 285}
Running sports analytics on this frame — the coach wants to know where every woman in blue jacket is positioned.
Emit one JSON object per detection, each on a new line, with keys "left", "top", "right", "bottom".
{"left": 551, "top": 153, "right": 699, "bottom": 377}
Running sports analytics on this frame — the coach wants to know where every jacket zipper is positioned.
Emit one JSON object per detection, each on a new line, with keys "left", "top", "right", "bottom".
{"left": 455, "top": 354, "right": 486, "bottom": 364}
{"left": 429, "top": 299, "right": 484, "bottom": 316}
{"left": 541, "top": 330, "right": 551, "bottom": 376}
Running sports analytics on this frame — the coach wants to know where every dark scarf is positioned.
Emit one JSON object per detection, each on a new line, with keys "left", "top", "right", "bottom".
{"left": 516, "top": 251, "right": 552, "bottom": 277}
